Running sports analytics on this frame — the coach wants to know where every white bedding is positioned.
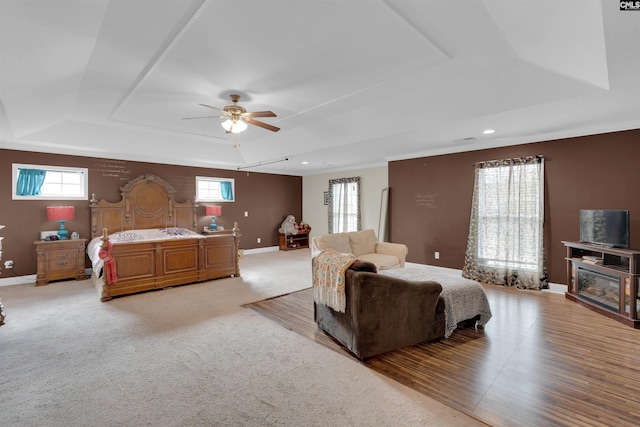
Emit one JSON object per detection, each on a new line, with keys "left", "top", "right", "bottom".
{"left": 380, "top": 268, "right": 492, "bottom": 338}
{"left": 87, "top": 227, "right": 203, "bottom": 274}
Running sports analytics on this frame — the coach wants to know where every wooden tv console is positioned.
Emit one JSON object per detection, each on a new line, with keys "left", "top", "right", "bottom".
{"left": 563, "top": 241, "right": 640, "bottom": 328}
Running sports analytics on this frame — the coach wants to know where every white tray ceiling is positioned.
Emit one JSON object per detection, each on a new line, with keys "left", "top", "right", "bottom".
{"left": 0, "top": 0, "right": 638, "bottom": 175}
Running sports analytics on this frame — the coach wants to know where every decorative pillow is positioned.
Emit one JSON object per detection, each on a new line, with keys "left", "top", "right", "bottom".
{"left": 316, "top": 233, "right": 352, "bottom": 254}
{"left": 349, "top": 229, "right": 377, "bottom": 257}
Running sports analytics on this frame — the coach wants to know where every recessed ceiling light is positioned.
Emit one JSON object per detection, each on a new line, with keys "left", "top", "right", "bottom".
{"left": 483, "top": 129, "right": 495, "bottom": 134}
{"left": 302, "top": 161, "right": 309, "bottom": 165}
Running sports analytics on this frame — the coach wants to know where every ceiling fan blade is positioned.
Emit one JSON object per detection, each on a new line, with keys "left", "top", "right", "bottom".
{"left": 245, "top": 111, "right": 276, "bottom": 118}
{"left": 181, "top": 115, "right": 225, "bottom": 120}
{"left": 199, "top": 103, "right": 223, "bottom": 111}
{"left": 246, "top": 118, "right": 280, "bottom": 132}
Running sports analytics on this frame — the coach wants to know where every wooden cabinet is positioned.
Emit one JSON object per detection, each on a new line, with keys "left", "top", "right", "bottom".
{"left": 279, "top": 232, "right": 309, "bottom": 251}
{"left": 563, "top": 241, "right": 640, "bottom": 328}
{"left": 34, "top": 239, "right": 88, "bottom": 286}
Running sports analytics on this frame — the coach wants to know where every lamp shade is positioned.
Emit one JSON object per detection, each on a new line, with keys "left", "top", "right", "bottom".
{"left": 47, "top": 206, "right": 75, "bottom": 221}
{"left": 221, "top": 119, "right": 247, "bottom": 134}
{"left": 206, "top": 206, "right": 222, "bottom": 217}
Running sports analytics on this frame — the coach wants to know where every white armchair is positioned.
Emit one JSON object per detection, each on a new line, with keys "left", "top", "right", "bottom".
{"left": 311, "top": 229, "right": 407, "bottom": 270}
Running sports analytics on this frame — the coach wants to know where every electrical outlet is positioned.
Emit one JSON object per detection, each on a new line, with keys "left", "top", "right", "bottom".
{"left": 434, "top": 252, "right": 440, "bottom": 260}
{"left": 257, "top": 237, "right": 261, "bottom": 243}
{"left": 4, "top": 260, "right": 14, "bottom": 269}
{"left": 244, "top": 211, "right": 249, "bottom": 217}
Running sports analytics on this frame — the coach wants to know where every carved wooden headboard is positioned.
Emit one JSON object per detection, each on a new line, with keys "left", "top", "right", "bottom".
{"left": 90, "top": 174, "right": 198, "bottom": 238}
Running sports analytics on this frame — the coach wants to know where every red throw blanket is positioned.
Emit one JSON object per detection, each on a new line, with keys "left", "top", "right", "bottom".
{"left": 98, "top": 240, "right": 118, "bottom": 285}
{"left": 312, "top": 249, "right": 356, "bottom": 313}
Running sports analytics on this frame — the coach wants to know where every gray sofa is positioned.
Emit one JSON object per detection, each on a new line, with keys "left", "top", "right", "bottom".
{"left": 314, "top": 260, "right": 445, "bottom": 360}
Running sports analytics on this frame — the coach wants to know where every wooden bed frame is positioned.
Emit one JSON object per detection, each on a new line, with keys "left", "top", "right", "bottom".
{"left": 89, "top": 174, "right": 240, "bottom": 302}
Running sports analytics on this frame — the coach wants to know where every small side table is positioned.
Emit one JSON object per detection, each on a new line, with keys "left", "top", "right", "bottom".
{"left": 34, "top": 238, "right": 88, "bottom": 286}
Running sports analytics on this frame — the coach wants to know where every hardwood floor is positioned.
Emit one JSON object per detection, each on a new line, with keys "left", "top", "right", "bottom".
{"left": 245, "top": 283, "right": 640, "bottom": 427}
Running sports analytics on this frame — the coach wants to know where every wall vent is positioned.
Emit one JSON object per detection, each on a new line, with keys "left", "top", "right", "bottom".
{"left": 454, "top": 137, "right": 476, "bottom": 144}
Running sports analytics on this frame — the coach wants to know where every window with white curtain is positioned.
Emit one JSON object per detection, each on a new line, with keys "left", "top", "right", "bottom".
{"left": 462, "top": 156, "right": 548, "bottom": 290}
{"left": 477, "top": 163, "right": 541, "bottom": 270}
{"left": 328, "top": 177, "right": 361, "bottom": 233}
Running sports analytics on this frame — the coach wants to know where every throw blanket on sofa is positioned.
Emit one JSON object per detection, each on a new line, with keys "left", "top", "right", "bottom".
{"left": 312, "top": 249, "right": 356, "bottom": 313}
{"left": 380, "top": 268, "right": 492, "bottom": 338}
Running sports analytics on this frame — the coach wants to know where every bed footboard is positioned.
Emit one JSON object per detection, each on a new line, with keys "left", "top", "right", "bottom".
{"left": 90, "top": 175, "right": 240, "bottom": 301}
{"left": 95, "top": 224, "right": 240, "bottom": 301}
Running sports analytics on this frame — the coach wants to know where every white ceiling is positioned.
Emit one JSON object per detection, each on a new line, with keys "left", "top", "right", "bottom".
{"left": 1, "top": 0, "right": 638, "bottom": 176}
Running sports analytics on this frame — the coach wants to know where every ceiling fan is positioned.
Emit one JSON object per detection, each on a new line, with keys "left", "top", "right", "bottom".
{"left": 182, "top": 94, "right": 280, "bottom": 134}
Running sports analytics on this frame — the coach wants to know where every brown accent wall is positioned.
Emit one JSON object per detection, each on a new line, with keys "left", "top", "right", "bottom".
{"left": 389, "top": 129, "right": 640, "bottom": 285}
{"left": 0, "top": 150, "right": 301, "bottom": 276}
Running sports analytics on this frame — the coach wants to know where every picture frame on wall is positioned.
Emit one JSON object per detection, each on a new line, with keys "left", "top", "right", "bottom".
{"left": 324, "top": 191, "right": 330, "bottom": 205}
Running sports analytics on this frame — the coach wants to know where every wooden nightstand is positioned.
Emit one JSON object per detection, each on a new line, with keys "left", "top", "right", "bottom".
{"left": 34, "top": 239, "right": 88, "bottom": 286}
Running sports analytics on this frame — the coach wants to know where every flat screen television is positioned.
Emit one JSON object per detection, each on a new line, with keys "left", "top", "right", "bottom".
{"left": 579, "top": 209, "right": 630, "bottom": 248}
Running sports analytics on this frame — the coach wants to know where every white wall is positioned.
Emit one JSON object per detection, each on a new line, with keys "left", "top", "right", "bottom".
{"left": 302, "top": 166, "right": 388, "bottom": 239}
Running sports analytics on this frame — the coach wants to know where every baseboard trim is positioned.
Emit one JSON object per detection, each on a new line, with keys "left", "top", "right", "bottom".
{"left": 243, "top": 246, "right": 279, "bottom": 255}
{"left": 0, "top": 248, "right": 286, "bottom": 285}
{"left": 543, "top": 282, "right": 567, "bottom": 294}
{"left": 0, "top": 268, "right": 94, "bottom": 287}
{"left": 0, "top": 274, "right": 37, "bottom": 287}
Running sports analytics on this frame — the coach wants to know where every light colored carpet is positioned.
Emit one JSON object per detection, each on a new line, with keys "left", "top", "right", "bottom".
{"left": 0, "top": 249, "right": 485, "bottom": 426}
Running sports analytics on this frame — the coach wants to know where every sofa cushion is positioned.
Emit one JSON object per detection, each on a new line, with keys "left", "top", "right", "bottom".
{"left": 357, "top": 253, "right": 400, "bottom": 270}
{"left": 315, "top": 233, "right": 352, "bottom": 255}
{"left": 349, "top": 229, "right": 377, "bottom": 257}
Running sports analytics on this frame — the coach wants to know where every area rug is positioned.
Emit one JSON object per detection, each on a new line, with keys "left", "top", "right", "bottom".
{"left": 1, "top": 276, "right": 484, "bottom": 427}
{"left": 243, "top": 288, "right": 491, "bottom": 420}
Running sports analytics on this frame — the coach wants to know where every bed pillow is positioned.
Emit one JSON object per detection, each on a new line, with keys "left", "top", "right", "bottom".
{"left": 316, "top": 233, "right": 352, "bottom": 255}
{"left": 349, "top": 229, "right": 377, "bottom": 257}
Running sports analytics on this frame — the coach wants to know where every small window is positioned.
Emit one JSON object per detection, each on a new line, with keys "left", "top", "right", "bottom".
{"left": 328, "top": 177, "right": 361, "bottom": 233}
{"left": 196, "top": 176, "right": 235, "bottom": 202}
{"left": 12, "top": 164, "right": 88, "bottom": 200}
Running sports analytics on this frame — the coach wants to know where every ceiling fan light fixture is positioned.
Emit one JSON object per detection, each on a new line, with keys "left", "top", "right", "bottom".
{"left": 221, "top": 119, "right": 248, "bottom": 134}
{"left": 185, "top": 94, "right": 278, "bottom": 133}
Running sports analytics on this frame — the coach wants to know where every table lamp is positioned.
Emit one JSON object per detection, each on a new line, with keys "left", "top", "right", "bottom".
{"left": 206, "top": 206, "right": 222, "bottom": 231}
{"left": 47, "top": 206, "right": 75, "bottom": 240}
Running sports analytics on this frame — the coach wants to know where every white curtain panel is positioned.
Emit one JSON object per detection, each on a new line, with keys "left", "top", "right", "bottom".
{"left": 463, "top": 156, "right": 548, "bottom": 290}
{"left": 328, "top": 177, "right": 361, "bottom": 234}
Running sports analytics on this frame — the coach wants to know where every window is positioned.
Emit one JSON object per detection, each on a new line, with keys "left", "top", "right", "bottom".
{"left": 196, "top": 176, "right": 235, "bottom": 202}
{"left": 462, "top": 156, "right": 548, "bottom": 290}
{"left": 476, "top": 162, "right": 541, "bottom": 270}
{"left": 12, "top": 164, "right": 88, "bottom": 200}
{"left": 328, "top": 177, "right": 361, "bottom": 233}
